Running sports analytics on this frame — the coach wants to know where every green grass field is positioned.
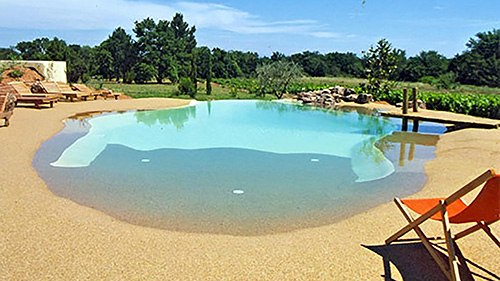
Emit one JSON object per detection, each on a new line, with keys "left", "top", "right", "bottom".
{"left": 86, "top": 81, "right": 274, "bottom": 101}
{"left": 87, "top": 76, "right": 499, "bottom": 101}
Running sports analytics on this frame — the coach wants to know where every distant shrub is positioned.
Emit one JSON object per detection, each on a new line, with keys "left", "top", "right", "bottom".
{"left": 124, "top": 71, "right": 136, "bottom": 84}
{"left": 229, "top": 86, "right": 238, "bottom": 97}
{"left": 418, "top": 76, "right": 436, "bottom": 85}
{"left": 81, "top": 73, "right": 91, "bottom": 83}
{"left": 133, "top": 63, "right": 156, "bottom": 84}
{"left": 178, "top": 77, "right": 196, "bottom": 97}
{"left": 434, "top": 72, "right": 458, "bottom": 90}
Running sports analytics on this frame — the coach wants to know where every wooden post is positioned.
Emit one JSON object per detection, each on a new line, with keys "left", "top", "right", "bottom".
{"left": 440, "top": 201, "right": 461, "bottom": 281}
{"left": 412, "top": 119, "right": 420, "bottom": 132}
{"left": 412, "top": 87, "right": 418, "bottom": 112}
{"left": 399, "top": 143, "right": 406, "bottom": 167}
{"left": 392, "top": 198, "right": 452, "bottom": 280}
{"left": 408, "top": 143, "right": 415, "bottom": 162}
{"left": 402, "top": 88, "right": 409, "bottom": 114}
{"left": 402, "top": 117, "right": 408, "bottom": 131}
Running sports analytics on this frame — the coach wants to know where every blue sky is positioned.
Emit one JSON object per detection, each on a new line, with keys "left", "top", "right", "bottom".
{"left": 0, "top": 0, "right": 498, "bottom": 57}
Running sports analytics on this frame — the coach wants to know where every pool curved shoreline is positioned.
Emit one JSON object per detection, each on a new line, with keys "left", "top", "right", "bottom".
{"left": 34, "top": 100, "right": 444, "bottom": 235}
{"left": 1, "top": 98, "right": 499, "bottom": 279}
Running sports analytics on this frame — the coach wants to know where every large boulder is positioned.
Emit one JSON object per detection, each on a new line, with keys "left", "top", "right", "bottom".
{"left": 334, "top": 86, "right": 346, "bottom": 96}
{"left": 413, "top": 99, "right": 427, "bottom": 109}
{"left": 332, "top": 93, "right": 343, "bottom": 103}
{"left": 342, "top": 94, "right": 358, "bottom": 102}
{"left": 302, "top": 97, "right": 313, "bottom": 104}
{"left": 355, "top": 93, "right": 373, "bottom": 104}
{"left": 344, "top": 88, "right": 356, "bottom": 96}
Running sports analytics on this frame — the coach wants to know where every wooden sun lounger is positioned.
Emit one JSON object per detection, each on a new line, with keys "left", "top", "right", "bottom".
{"left": 38, "top": 81, "right": 91, "bottom": 102}
{"left": 56, "top": 82, "right": 93, "bottom": 102}
{"left": 8, "top": 81, "right": 34, "bottom": 95}
{"left": 15, "top": 95, "right": 59, "bottom": 109}
{"left": 72, "top": 84, "right": 122, "bottom": 100}
{"left": 71, "top": 83, "right": 97, "bottom": 95}
{"left": 8, "top": 81, "right": 60, "bottom": 109}
{"left": 8, "top": 81, "right": 62, "bottom": 98}
{"left": 97, "top": 89, "right": 122, "bottom": 100}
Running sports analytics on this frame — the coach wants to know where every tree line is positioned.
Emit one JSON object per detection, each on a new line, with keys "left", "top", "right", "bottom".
{"left": 0, "top": 13, "right": 498, "bottom": 89}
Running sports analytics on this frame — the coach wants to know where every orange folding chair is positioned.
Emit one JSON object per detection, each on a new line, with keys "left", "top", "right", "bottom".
{"left": 386, "top": 169, "right": 500, "bottom": 281}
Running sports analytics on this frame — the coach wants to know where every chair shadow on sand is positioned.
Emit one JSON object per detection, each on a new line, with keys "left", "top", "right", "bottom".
{"left": 363, "top": 242, "right": 499, "bottom": 281}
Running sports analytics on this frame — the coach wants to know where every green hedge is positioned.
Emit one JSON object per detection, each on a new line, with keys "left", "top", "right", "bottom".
{"left": 376, "top": 90, "right": 500, "bottom": 119}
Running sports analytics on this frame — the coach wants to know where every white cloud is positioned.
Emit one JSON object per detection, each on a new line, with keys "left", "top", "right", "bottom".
{"left": 310, "top": 32, "right": 341, "bottom": 38}
{"left": 0, "top": 0, "right": 341, "bottom": 38}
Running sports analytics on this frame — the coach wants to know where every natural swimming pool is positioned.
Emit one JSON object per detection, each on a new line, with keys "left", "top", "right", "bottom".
{"left": 34, "top": 100, "right": 446, "bottom": 235}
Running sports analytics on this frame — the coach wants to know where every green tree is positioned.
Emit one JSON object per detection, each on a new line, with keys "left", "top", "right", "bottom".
{"left": 16, "top": 37, "right": 68, "bottom": 61}
{"left": 211, "top": 48, "right": 231, "bottom": 78}
{"left": 450, "top": 29, "right": 500, "bottom": 87}
{"left": 0, "top": 48, "right": 18, "bottom": 60}
{"left": 133, "top": 63, "right": 156, "bottom": 84}
{"left": 15, "top": 37, "right": 92, "bottom": 82}
{"left": 171, "top": 13, "right": 197, "bottom": 79}
{"left": 195, "top": 47, "right": 212, "bottom": 94}
{"left": 290, "top": 51, "right": 327, "bottom": 77}
{"left": 363, "top": 39, "right": 400, "bottom": 95}
{"left": 271, "top": 51, "right": 285, "bottom": 62}
{"left": 178, "top": 77, "right": 196, "bottom": 97}
{"left": 91, "top": 47, "right": 113, "bottom": 79}
{"left": 134, "top": 18, "right": 175, "bottom": 83}
{"left": 232, "top": 51, "right": 259, "bottom": 76}
{"left": 66, "top": 45, "right": 92, "bottom": 82}
{"left": 100, "top": 27, "right": 137, "bottom": 82}
{"left": 324, "top": 52, "right": 364, "bottom": 77}
{"left": 401, "top": 50, "right": 449, "bottom": 81}
{"left": 134, "top": 13, "right": 196, "bottom": 84}
{"left": 256, "top": 61, "right": 303, "bottom": 99}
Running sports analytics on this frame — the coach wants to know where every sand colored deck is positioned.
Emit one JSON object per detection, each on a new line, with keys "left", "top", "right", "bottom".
{"left": 381, "top": 110, "right": 500, "bottom": 129}
{"left": 0, "top": 98, "right": 499, "bottom": 280}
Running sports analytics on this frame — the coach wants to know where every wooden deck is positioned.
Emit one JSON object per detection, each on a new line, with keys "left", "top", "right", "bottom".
{"left": 381, "top": 110, "right": 500, "bottom": 130}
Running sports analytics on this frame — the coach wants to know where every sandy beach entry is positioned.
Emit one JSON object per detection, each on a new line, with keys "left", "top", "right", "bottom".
{"left": 1, "top": 98, "right": 498, "bottom": 280}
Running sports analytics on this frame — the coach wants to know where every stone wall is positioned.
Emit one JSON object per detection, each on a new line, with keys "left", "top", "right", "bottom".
{"left": 0, "top": 60, "right": 67, "bottom": 83}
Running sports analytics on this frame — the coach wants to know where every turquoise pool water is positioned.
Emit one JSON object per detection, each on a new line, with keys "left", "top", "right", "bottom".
{"left": 34, "top": 100, "right": 445, "bottom": 235}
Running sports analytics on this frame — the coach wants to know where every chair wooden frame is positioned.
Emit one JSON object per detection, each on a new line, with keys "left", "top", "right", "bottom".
{"left": 38, "top": 81, "right": 92, "bottom": 102}
{"left": 386, "top": 169, "right": 500, "bottom": 281}
{"left": 7, "top": 82, "right": 60, "bottom": 109}
{"left": 72, "top": 84, "right": 121, "bottom": 100}
{"left": 56, "top": 82, "right": 93, "bottom": 102}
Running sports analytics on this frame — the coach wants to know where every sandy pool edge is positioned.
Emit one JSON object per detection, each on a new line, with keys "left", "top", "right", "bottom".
{"left": 1, "top": 98, "right": 499, "bottom": 280}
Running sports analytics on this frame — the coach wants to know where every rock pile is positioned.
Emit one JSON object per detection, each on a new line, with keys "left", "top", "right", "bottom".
{"left": 295, "top": 86, "right": 374, "bottom": 107}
